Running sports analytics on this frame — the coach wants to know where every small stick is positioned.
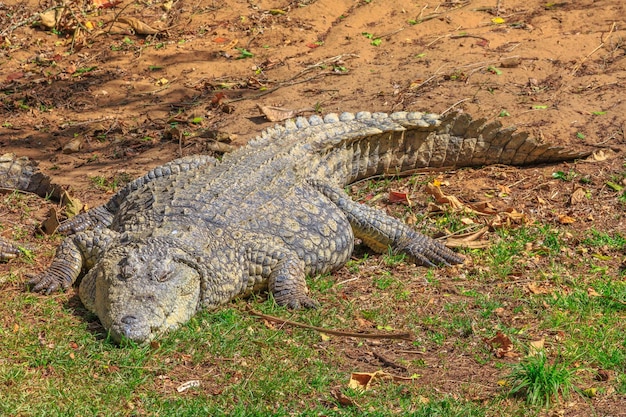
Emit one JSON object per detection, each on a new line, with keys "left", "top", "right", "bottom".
{"left": 0, "top": 6, "right": 58, "bottom": 37}
{"left": 247, "top": 308, "right": 413, "bottom": 341}
{"left": 571, "top": 22, "right": 616, "bottom": 76}
{"left": 441, "top": 98, "right": 470, "bottom": 115}
{"left": 376, "top": 27, "right": 405, "bottom": 40}
{"left": 372, "top": 351, "right": 408, "bottom": 371}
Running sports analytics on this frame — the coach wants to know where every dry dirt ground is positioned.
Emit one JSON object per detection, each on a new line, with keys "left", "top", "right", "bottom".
{"left": 1, "top": 0, "right": 625, "bottom": 415}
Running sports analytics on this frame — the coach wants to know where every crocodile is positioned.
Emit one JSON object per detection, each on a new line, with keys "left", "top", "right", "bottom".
{"left": 5, "top": 111, "right": 589, "bottom": 343}
{"left": 0, "top": 153, "right": 65, "bottom": 261}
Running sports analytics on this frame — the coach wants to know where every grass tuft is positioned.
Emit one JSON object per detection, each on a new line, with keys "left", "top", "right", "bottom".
{"left": 506, "top": 351, "right": 579, "bottom": 407}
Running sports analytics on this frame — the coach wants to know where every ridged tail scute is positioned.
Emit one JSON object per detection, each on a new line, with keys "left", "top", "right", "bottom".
{"left": 301, "top": 111, "right": 591, "bottom": 185}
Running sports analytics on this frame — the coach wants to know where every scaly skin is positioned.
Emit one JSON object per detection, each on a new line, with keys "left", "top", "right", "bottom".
{"left": 13, "top": 111, "right": 589, "bottom": 343}
{"left": 0, "top": 237, "right": 20, "bottom": 261}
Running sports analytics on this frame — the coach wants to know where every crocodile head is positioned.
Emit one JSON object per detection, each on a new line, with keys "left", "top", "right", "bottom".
{"left": 80, "top": 238, "right": 203, "bottom": 344}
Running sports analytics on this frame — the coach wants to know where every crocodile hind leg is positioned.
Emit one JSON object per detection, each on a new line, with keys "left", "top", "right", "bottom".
{"left": 28, "top": 228, "right": 118, "bottom": 294}
{"left": 310, "top": 180, "right": 464, "bottom": 267}
{"left": 59, "top": 155, "right": 217, "bottom": 235}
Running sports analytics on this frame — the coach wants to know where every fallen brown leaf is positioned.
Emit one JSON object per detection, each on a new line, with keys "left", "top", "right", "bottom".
{"left": 62, "top": 191, "right": 85, "bottom": 218}
{"left": 257, "top": 105, "right": 314, "bottom": 122}
{"left": 388, "top": 190, "right": 411, "bottom": 205}
{"left": 117, "top": 17, "right": 159, "bottom": 35}
{"left": 330, "top": 389, "right": 358, "bottom": 407}
{"left": 424, "top": 183, "right": 465, "bottom": 210}
{"left": 348, "top": 370, "right": 415, "bottom": 391}
{"left": 484, "top": 331, "right": 517, "bottom": 358}
{"left": 527, "top": 282, "right": 554, "bottom": 295}
{"left": 528, "top": 338, "right": 545, "bottom": 356}
{"left": 40, "top": 207, "right": 60, "bottom": 235}
{"left": 569, "top": 187, "right": 587, "bottom": 205}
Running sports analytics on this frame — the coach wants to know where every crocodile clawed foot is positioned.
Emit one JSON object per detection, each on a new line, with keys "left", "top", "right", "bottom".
{"left": 279, "top": 295, "right": 320, "bottom": 310}
{"left": 26, "top": 270, "right": 71, "bottom": 295}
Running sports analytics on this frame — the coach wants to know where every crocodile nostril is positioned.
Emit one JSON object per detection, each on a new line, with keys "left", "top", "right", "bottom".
{"left": 121, "top": 315, "right": 137, "bottom": 325}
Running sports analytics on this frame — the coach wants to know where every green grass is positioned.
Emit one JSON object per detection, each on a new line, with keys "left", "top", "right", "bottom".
{"left": 506, "top": 351, "right": 579, "bottom": 407}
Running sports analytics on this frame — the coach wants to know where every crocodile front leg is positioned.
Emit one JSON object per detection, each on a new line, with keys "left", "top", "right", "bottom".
{"left": 310, "top": 180, "right": 464, "bottom": 267}
{"left": 246, "top": 245, "right": 319, "bottom": 309}
{"left": 28, "top": 228, "right": 118, "bottom": 294}
{"left": 0, "top": 237, "right": 20, "bottom": 261}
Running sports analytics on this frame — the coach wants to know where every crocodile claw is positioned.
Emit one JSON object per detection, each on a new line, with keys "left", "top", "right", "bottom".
{"left": 282, "top": 295, "right": 320, "bottom": 310}
{"left": 27, "top": 268, "right": 72, "bottom": 294}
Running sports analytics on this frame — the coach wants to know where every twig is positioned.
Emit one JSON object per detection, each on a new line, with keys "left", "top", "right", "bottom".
{"left": 376, "top": 27, "right": 405, "bottom": 40}
{"left": 224, "top": 72, "right": 346, "bottom": 104}
{"left": 406, "top": 64, "right": 448, "bottom": 91}
{"left": 0, "top": 6, "right": 57, "bottom": 37}
{"left": 247, "top": 308, "right": 413, "bottom": 341}
{"left": 441, "top": 98, "right": 470, "bottom": 115}
{"left": 571, "top": 22, "right": 616, "bottom": 76}
{"left": 334, "top": 277, "right": 359, "bottom": 287}
{"left": 106, "top": 1, "right": 135, "bottom": 35}
{"left": 372, "top": 351, "right": 408, "bottom": 371}
{"left": 59, "top": 116, "right": 117, "bottom": 129}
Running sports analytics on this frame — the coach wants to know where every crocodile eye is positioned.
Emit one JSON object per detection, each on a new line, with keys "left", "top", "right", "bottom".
{"left": 155, "top": 271, "right": 170, "bottom": 282}
{"left": 118, "top": 259, "right": 135, "bottom": 280}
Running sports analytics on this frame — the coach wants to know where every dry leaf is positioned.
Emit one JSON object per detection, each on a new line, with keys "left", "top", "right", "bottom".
{"left": 388, "top": 191, "right": 411, "bottom": 205}
{"left": 330, "top": 389, "right": 358, "bottom": 407}
{"left": 558, "top": 214, "right": 576, "bottom": 224}
{"left": 424, "top": 183, "right": 465, "bottom": 210}
{"left": 445, "top": 227, "right": 489, "bottom": 249}
{"left": 257, "top": 105, "right": 313, "bottom": 122}
{"left": 262, "top": 319, "right": 276, "bottom": 330}
{"left": 587, "top": 287, "right": 601, "bottom": 297}
{"left": 596, "top": 369, "right": 610, "bottom": 382}
{"left": 484, "top": 331, "right": 517, "bottom": 358}
{"left": 446, "top": 239, "right": 488, "bottom": 249}
{"left": 569, "top": 187, "right": 587, "bottom": 205}
{"left": 117, "top": 17, "right": 159, "bottom": 35}
{"left": 528, "top": 338, "right": 545, "bottom": 356}
{"left": 38, "top": 8, "right": 64, "bottom": 29}
{"left": 41, "top": 207, "right": 60, "bottom": 235}
{"left": 591, "top": 150, "right": 609, "bottom": 161}
{"left": 93, "top": 0, "right": 122, "bottom": 8}
{"left": 503, "top": 208, "right": 526, "bottom": 221}
{"left": 62, "top": 191, "right": 84, "bottom": 219}
{"left": 348, "top": 370, "right": 414, "bottom": 391}
{"left": 356, "top": 317, "right": 374, "bottom": 328}
{"left": 468, "top": 201, "right": 497, "bottom": 214}
{"left": 527, "top": 282, "right": 553, "bottom": 295}
{"left": 497, "top": 184, "right": 511, "bottom": 195}
{"left": 63, "top": 137, "right": 83, "bottom": 154}
{"left": 220, "top": 39, "right": 239, "bottom": 52}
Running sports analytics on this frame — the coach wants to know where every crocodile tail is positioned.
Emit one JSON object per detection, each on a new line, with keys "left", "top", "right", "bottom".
{"left": 0, "top": 153, "right": 63, "bottom": 199}
{"left": 315, "top": 111, "right": 591, "bottom": 184}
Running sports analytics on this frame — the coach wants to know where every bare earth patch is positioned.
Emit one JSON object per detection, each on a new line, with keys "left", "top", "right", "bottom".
{"left": 0, "top": 1, "right": 625, "bottom": 415}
